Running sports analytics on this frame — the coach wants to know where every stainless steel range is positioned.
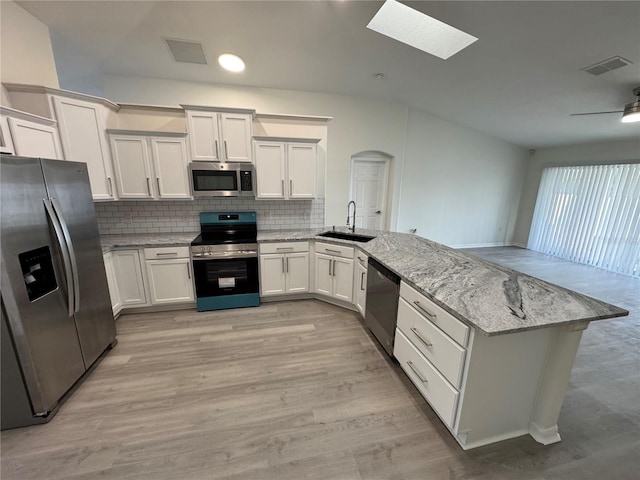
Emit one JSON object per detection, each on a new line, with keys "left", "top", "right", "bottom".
{"left": 190, "top": 212, "right": 260, "bottom": 311}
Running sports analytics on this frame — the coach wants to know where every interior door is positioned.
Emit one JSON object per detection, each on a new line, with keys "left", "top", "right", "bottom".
{"left": 350, "top": 159, "right": 389, "bottom": 230}
{"left": 41, "top": 159, "right": 116, "bottom": 368}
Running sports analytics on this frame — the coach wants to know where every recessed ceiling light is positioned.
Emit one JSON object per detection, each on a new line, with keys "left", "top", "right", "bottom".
{"left": 218, "top": 53, "right": 245, "bottom": 73}
{"left": 367, "top": 0, "right": 478, "bottom": 60}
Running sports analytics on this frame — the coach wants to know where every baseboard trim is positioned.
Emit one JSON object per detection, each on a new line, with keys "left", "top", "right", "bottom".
{"left": 455, "top": 428, "right": 530, "bottom": 450}
{"left": 529, "top": 421, "right": 561, "bottom": 445}
{"left": 450, "top": 242, "right": 515, "bottom": 249}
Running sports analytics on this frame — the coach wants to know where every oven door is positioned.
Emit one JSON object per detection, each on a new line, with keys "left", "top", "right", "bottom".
{"left": 192, "top": 255, "right": 259, "bottom": 298}
{"left": 190, "top": 164, "right": 240, "bottom": 197}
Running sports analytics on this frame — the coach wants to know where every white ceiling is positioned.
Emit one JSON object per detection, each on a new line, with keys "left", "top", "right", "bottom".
{"left": 16, "top": 0, "right": 640, "bottom": 148}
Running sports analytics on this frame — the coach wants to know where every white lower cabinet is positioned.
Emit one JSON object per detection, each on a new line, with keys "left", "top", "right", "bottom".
{"left": 314, "top": 242, "right": 354, "bottom": 303}
{"left": 394, "top": 281, "right": 571, "bottom": 451}
{"left": 112, "top": 250, "right": 147, "bottom": 306}
{"left": 102, "top": 251, "right": 122, "bottom": 315}
{"left": 354, "top": 253, "right": 368, "bottom": 317}
{"left": 103, "top": 247, "right": 195, "bottom": 313}
{"left": 144, "top": 247, "right": 194, "bottom": 305}
{"left": 259, "top": 242, "right": 309, "bottom": 296}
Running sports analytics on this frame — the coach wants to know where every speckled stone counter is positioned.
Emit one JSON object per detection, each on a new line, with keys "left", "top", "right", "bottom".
{"left": 258, "top": 228, "right": 628, "bottom": 336}
{"left": 100, "top": 233, "right": 198, "bottom": 253}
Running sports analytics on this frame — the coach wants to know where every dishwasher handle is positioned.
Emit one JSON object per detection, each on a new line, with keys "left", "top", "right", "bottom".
{"left": 368, "top": 257, "right": 400, "bottom": 285}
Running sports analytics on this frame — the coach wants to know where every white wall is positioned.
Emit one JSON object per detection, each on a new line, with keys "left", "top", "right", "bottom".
{"left": 100, "top": 75, "right": 528, "bottom": 247}
{"left": 512, "top": 138, "right": 640, "bottom": 246}
{"left": 398, "top": 109, "right": 529, "bottom": 247}
{"left": 0, "top": 0, "right": 59, "bottom": 104}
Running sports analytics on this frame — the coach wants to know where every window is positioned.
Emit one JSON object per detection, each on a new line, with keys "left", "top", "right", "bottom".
{"left": 528, "top": 164, "right": 640, "bottom": 277}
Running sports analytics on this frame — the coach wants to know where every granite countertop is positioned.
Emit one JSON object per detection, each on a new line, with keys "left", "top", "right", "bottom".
{"left": 100, "top": 233, "right": 198, "bottom": 253}
{"left": 258, "top": 227, "right": 629, "bottom": 336}
{"left": 100, "top": 228, "right": 628, "bottom": 336}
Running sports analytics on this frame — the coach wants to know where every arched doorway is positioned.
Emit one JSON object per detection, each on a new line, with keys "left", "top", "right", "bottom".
{"left": 349, "top": 151, "right": 392, "bottom": 230}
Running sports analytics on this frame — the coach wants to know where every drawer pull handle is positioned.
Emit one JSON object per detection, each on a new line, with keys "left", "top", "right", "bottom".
{"left": 325, "top": 249, "right": 341, "bottom": 254}
{"left": 407, "top": 361, "right": 428, "bottom": 383}
{"left": 360, "top": 272, "right": 365, "bottom": 290}
{"left": 156, "top": 252, "right": 178, "bottom": 257}
{"left": 276, "top": 247, "right": 294, "bottom": 251}
{"left": 410, "top": 327, "right": 433, "bottom": 347}
{"left": 282, "top": 257, "right": 285, "bottom": 273}
{"left": 413, "top": 301, "right": 437, "bottom": 321}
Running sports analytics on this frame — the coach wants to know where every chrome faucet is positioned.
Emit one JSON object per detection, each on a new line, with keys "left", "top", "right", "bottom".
{"left": 346, "top": 201, "right": 356, "bottom": 233}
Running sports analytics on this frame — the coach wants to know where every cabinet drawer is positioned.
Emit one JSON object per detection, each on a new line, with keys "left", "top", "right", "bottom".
{"left": 144, "top": 246, "right": 190, "bottom": 259}
{"left": 394, "top": 329, "right": 459, "bottom": 428}
{"left": 400, "top": 282, "right": 469, "bottom": 347}
{"left": 355, "top": 251, "right": 368, "bottom": 268}
{"left": 397, "top": 298, "right": 466, "bottom": 388}
{"left": 260, "top": 241, "right": 309, "bottom": 254}
{"left": 315, "top": 241, "right": 354, "bottom": 259}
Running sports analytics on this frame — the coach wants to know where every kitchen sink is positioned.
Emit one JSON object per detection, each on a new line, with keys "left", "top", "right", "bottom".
{"left": 318, "top": 231, "right": 376, "bottom": 243}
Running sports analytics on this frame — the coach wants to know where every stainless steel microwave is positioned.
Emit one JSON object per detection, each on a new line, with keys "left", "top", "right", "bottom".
{"left": 189, "top": 163, "right": 255, "bottom": 197}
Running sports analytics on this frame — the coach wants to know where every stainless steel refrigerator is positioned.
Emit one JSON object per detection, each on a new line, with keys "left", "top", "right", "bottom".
{"left": 1, "top": 156, "right": 116, "bottom": 430}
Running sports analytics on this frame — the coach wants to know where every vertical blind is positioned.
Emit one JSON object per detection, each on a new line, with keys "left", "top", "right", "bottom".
{"left": 528, "top": 163, "right": 640, "bottom": 277}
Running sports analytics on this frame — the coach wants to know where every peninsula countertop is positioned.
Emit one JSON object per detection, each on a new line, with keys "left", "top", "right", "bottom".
{"left": 257, "top": 227, "right": 629, "bottom": 336}
{"left": 99, "top": 228, "right": 629, "bottom": 336}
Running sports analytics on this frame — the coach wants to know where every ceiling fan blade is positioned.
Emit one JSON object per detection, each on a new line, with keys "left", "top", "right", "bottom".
{"left": 569, "top": 110, "right": 624, "bottom": 116}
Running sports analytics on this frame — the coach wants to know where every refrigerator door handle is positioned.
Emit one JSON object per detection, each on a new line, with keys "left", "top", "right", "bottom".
{"left": 50, "top": 198, "right": 80, "bottom": 313}
{"left": 43, "top": 199, "right": 75, "bottom": 316}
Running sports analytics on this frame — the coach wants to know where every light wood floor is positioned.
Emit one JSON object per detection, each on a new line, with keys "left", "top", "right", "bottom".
{"left": 2, "top": 247, "right": 639, "bottom": 479}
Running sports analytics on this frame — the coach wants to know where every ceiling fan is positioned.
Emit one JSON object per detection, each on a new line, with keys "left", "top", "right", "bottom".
{"left": 569, "top": 86, "right": 640, "bottom": 123}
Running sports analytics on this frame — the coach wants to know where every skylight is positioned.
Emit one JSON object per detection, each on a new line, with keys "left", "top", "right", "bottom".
{"left": 367, "top": 0, "right": 478, "bottom": 60}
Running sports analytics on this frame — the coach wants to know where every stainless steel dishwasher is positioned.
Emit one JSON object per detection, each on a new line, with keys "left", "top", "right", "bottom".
{"left": 365, "top": 258, "right": 401, "bottom": 356}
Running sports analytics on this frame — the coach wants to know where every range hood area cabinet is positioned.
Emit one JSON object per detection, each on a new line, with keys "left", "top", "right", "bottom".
{"left": 253, "top": 137, "right": 319, "bottom": 199}
{"left": 3, "top": 84, "right": 120, "bottom": 201}
{"left": 183, "top": 106, "right": 254, "bottom": 163}
{"left": 107, "top": 131, "right": 191, "bottom": 200}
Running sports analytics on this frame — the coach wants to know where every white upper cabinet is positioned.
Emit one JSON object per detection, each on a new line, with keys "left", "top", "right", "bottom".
{"left": 52, "top": 96, "right": 117, "bottom": 201}
{"left": 150, "top": 137, "right": 190, "bottom": 199}
{"left": 254, "top": 142, "right": 286, "bottom": 199}
{"left": 254, "top": 137, "right": 318, "bottom": 200}
{"left": 220, "top": 113, "right": 252, "bottom": 162}
{"left": 110, "top": 135, "right": 153, "bottom": 199}
{"left": 287, "top": 143, "right": 317, "bottom": 198}
{"left": 184, "top": 107, "right": 254, "bottom": 163}
{"left": 4, "top": 115, "right": 62, "bottom": 160}
{"left": 109, "top": 131, "right": 191, "bottom": 200}
{"left": 0, "top": 116, "right": 15, "bottom": 155}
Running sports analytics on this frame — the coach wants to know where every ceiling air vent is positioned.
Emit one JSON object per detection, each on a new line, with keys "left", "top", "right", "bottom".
{"left": 164, "top": 38, "right": 207, "bottom": 65}
{"left": 582, "top": 56, "right": 632, "bottom": 76}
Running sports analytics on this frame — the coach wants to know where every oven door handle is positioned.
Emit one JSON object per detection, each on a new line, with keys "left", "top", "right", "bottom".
{"left": 192, "top": 251, "right": 258, "bottom": 260}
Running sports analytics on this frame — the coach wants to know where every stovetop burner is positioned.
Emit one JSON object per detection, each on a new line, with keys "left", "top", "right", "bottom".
{"left": 190, "top": 211, "right": 257, "bottom": 247}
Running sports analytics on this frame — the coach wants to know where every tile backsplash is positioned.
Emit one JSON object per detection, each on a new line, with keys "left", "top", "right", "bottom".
{"left": 94, "top": 198, "right": 325, "bottom": 235}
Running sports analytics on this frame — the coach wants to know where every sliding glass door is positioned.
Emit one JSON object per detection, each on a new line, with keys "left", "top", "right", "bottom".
{"left": 528, "top": 163, "right": 640, "bottom": 277}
